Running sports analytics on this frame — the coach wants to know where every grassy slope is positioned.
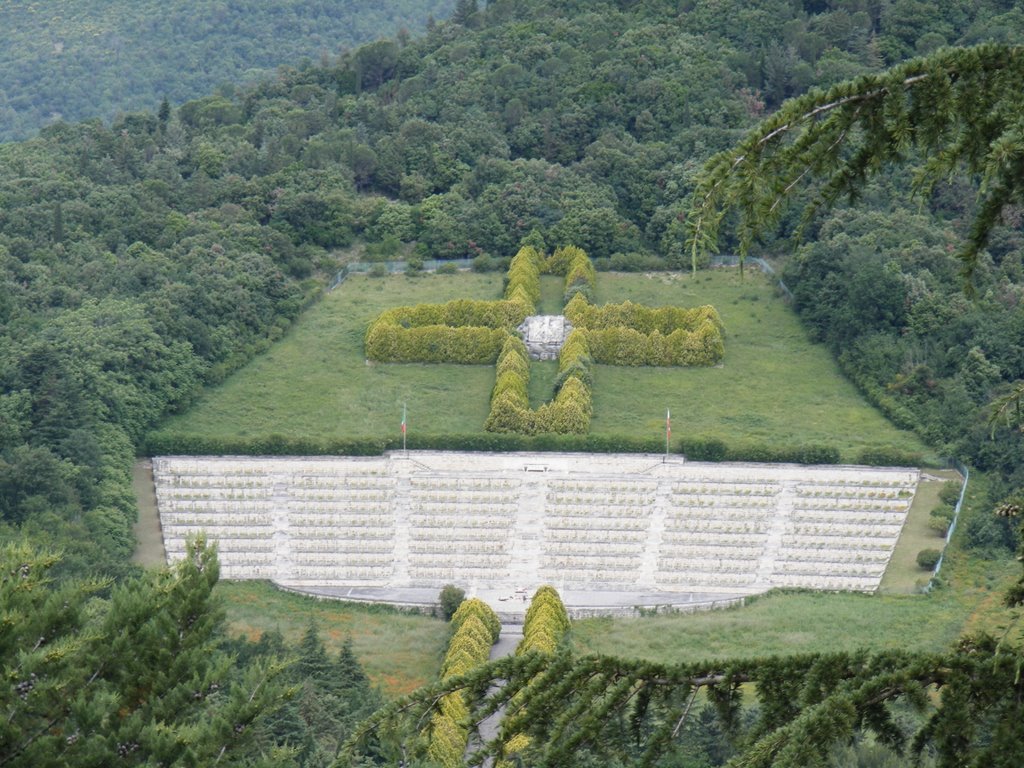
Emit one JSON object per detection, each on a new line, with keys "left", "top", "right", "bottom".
{"left": 217, "top": 581, "right": 448, "bottom": 697}
{"left": 159, "top": 269, "right": 929, "bottom": 461}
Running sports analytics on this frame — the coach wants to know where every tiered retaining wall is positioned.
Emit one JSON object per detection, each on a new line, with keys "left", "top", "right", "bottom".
{"left": 153, "top": 452, "right": 919, "bottom": 595}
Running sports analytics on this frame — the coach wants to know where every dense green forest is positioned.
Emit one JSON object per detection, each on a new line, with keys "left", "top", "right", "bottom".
{"left": 2, "top": 0, "right": 1024, "bottom": 765}
{"left": 0, "top": 0, "right": 456, "bottom": 142}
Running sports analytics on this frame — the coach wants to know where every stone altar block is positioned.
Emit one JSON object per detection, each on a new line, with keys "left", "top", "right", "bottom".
{"left": 517, "top": 315, "right": 573, "bottom": 360}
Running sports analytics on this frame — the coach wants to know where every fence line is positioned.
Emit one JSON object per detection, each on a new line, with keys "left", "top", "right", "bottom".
{"left": 926, "top": 460, "right": 969, "bottom": 590}
{"left": 708, "top": 254, "right": 794, "bottom": 301}
{"left": 330, "top": 258, "right": 474, "bottom": 290}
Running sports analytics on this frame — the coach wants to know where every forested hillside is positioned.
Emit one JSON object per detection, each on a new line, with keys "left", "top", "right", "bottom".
{"left": 0, "top": 0, "right": 456, "bottom": 142}
{"left": 2, "top": 2, "right": 1024, "bottom": 763}
{"left": 2, "top": 0, "right": 1023, "bottom": 580}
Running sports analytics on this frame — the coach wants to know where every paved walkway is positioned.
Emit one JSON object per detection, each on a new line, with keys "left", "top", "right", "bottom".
{"left": 279, "top": 583, "right": 752, "bottom": 621}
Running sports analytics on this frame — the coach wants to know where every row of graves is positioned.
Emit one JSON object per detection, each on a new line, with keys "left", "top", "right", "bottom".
{"left": 153, "top": 451, "right": 919, "bottom": 596}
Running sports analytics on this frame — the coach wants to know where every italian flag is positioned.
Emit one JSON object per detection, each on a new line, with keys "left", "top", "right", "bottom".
{"left": 666, "top": 408, "right": 671, "bottom": 441}
{"left": 401, "top": 403, "right": 407, "bottom": 435}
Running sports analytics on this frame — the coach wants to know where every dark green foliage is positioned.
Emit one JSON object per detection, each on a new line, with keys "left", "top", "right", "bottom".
{"left": 916, "top": 548, "right": 941, "bottom": 570}
{"left": 0, "top": 0, "right": 455, "bottom": 142}
{"left": 0, "top": 538, "right": 293, "bottom": 767}
{"left": 686, "top": 44, "right": 1024, "bottom": 284}
{"left": 344, "top": 639, "right": 1024, "bottom": 768}
{"left": 439, "top": 584, "right": 467, "bottom": 621}
{"left": 426, "top": 598, "right": 500, "bottom": 767}
{"left": 239, "top": 622, "right": 381, "bottom": 766}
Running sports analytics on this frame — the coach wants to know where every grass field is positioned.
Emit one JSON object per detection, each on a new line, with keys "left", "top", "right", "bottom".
{"left": 880, "top": 470, "right": 959, "bottom": 594}
{"left": 217, "top": 581, "right": 448, "bottom": 697}
{"left": 158, "top": 269, "right": 929, "bottom": 461}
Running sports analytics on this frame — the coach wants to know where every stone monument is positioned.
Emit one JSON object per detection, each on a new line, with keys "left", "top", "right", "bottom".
{"left": 517, "top": 315, "right": 573, "bottom": 360}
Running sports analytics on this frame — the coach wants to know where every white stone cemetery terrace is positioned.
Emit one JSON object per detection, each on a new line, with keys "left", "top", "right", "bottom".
{"left": 153, "top": 451, "right": 920, "bottom": 619}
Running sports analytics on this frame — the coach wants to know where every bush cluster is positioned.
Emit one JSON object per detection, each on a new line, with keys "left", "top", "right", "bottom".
{"left": 565, "top": 295, "right": 724, "bottom": 334}
{"left": 484, "top": 333, "right": 593, "bottom": 435}
{"left": 499, "top": 587, "right": 571, "bottom": 765}
{"left": 364, "top": 296, "right": 533, "bottom": 364}
{"left": 564, "top": 294, "right": 725, "bottom": 366}
{"left": 518, "top": 586, "right": 571, "bottom": 655}
{"left": 548, "top": 245, "right": 596, "bottom": 302}
{"left": 583, "top": 323, "right": 724, "bottom": 366}
{"left": 504, "top": 245, "right": 543, "bottom": 310}
{"left": 427, "top": 598, "right": 501, "bottom": 768}
{"left": 365, "top": 322, "right": 510, "bottom": 364}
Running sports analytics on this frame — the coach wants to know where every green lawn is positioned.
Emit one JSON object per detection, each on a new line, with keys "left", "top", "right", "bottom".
{"left": 880, "top": 470, "right": 959, "bottom": 594}
{"left": 216, "top": 581, "right": 448, "bottom": 697}
{"left": 158, "top": 269, "right": 928, "bottom": 461}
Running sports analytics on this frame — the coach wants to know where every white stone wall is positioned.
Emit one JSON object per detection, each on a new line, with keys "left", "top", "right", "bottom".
{"left": 153, "top": 452, "right": 919, "bottom": 594}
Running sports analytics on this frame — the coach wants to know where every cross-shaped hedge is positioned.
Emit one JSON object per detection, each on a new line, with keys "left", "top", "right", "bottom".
{"left": 365, "top": 246, "right": 724, "bottom": 434}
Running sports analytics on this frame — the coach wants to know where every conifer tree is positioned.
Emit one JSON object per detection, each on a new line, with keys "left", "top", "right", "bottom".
{"left": 0, "top": 537, "right": 292, "bottom": 767}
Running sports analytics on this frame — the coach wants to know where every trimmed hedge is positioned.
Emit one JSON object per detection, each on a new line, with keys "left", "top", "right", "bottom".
{"left": 564, "top": 295, "right": 725, "bottom": 367}
{"left": 365, "top": 322, "right": 509, "bottom": 363}
{"left": 519, "top": 586, "right": 570, "bottom": 655}
{"left": 558, "top": 245, "right": 597, "bottom": 302}
{"left": 146, "top": 431, "right": 848, "bottom": 465}
{"left": 451, "top": 597, "right": 502, "bottom": 644}
{"left": 504, "top": 245, "right": 543, "bottom": 310}
{"left": 581, "top": 324, "right": 723, "bottom": 366}
{"left": 500, "top": 587, "right": 571, "bottom": 765}
{"left": 566, "top": 297, "right": 724, "bottom": 334}
{"left": 427, "top": 598, "right": 501, "bottom": 768}
{"left": 485, "top": 329, "right": 593, "bottom": 435}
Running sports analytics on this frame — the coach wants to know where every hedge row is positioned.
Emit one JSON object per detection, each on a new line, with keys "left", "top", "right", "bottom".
{"left": 377, "top": 297, "right": 530, "bottom": 330}
{"left": 484, "top": 333, "right": 593, "bottom": 435}
{"left": 499, "top": 587, "right": 571, "bottom": 766}
{"left": 518, "top": 586, "right": 570, "bottom": 655}
{"left": 583, "top": 322, "right": 724, "bottom": 366}
{"left": 551, "top": 245, "right": 596, "bottom": 302}
{"left": 365, "top": 322, "right": 510, "bottom": 363}
{"left": 504, "top": 245, "right": 543, "bottom": 311}
{"left": 146, "top": 431, "right": 870, "bottom": 465}
{"left": 427, "top": 598, "right": 501, "bottom": 768}
{"left": 565, "top": 294, "right": 724, "bottom": 335}
{"left": 364, "top": 245, "right": 542, "bottom": 365}
{"left": 678, "top": 437, "right": 842, "bottom": 465}
{"left": 364, "top": 295, "right": 531, "bottom": 364}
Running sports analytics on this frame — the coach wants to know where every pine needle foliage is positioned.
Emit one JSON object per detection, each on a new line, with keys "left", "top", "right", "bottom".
{"left": 685, "top": 43, "right": 1024, "bottom": 288}
{"left": 339, "top": 639, "right": 1024, "bottom": 768}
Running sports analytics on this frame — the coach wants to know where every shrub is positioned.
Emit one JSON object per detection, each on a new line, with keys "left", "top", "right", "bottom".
{"left": 856, "top": 447, "right": 924, "bottom": 466}
{"left": 472, "top": 253, "right": 496, "bottom": 272}
{"left": 939, "top": 481, "right": 963, "bottom": 506}
{"left": 916, "top": 548, "right": 941, "bottom": 570}
{"left": 438, "top": 584, "right": 465, "bottom": 621}
{"left": 428, "top": 598, "right": 501, "bottom": 767}
{"left": 519, "top": 585, "right": 570, "bottom": 655}
{"left": 450, "top": 597, "right": 501, "bottom": 644}
{"left": 368, "top": 263, "right": 388, "bottom": 278}
{"left": 435, "top": 261, "right": 459, "bottom": 275}
{"left": 679, "top": 436, "right": 729, "bottom": 461}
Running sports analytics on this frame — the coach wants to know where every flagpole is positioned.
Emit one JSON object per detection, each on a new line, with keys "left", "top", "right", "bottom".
{"left": 665, "top": 408, "right": 671, "bottom": 460}
{"left": 402, "top": 402, "right": 407, "bottom": 454}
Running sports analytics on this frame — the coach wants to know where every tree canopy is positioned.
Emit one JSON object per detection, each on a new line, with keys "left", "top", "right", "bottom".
{"left": 686, "top": 43, "right": 1024, "bottom": 285}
